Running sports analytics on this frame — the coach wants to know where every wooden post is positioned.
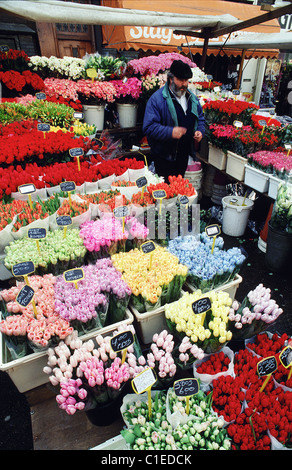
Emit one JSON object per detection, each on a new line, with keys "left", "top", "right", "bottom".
{"left": 236, "top": 49, "right": 246, "bottom": 89}
{"left": 200, "top": 35, "right": 209, "bottom": 70}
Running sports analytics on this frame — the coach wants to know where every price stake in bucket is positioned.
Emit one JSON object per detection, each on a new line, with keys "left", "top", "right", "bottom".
{"left": 28, "top": 227, "right": 46, "bottom": 254}
{"left": 141, "top": 240, "right": 156, "bottom": 270}
{"left": 174, "top": 378, "right": 199, "bottom": 415}
{"left": 192, "top": 296, "right": 212, "bottom": 326}
{"left": 131, "top": 368, "right": 157, "bottom": 418}
{"left": 56, "top": 215, "right": 72, "bottom": 238}
{"left": 12, "top": 261, "right": 35, "bottom": 286}
{"left": 86, "top": 67, "right": 97, "bottom": 82}
{"left": 279, "top": 346, "right": 292, "bottom": 381}
{"left": 152, "top": 189, "right": 166, "bottom": 215}
{"left": 35, "top": 92, "right": 46, "bottom": 100}
{"left": 113, "top": 205, "right": 129, "bottom": 233}
{"left": 0, "top": 45, "right": 9, "bottom": 54}
{"left": 285, "top": 143, "right": 291, "bottom": 156}
{"left": 60, "top": 181, "right": 76, "bottom": 207}
{"left": 136, "top": 176, "right": 147, "bottom": 199}
{"left": 63, "top": 268, "right": 84, "bottom": 290}
{"left": 233, "top": 120, "right": 243, "bottom": 128}
{"left": 110, "top": 330, "right": 134, "bottom": 364}
{"left": 258, "top": 119, "right": 267, "bottom": 136}
{"left": 205, "top": 224, "right": 221, "bottom": 254}
{"left": 178, "top": 195, "right": 189, "bottom": 208}
{"left": 257, "top": 356, "right": 278, "bottom": 392}
{"left": 16, "top": 284, "right": 38, "bottom": 318}
{"left": 18, "top": 183, "right": 36, "bottom": 210}
{"left": 37, "top": 122, "right": 50, "bottom": 139}
{"left": 69, "top": 147, "right": 84, "bottom": 172}
{"left": 73, "top": 112, "right": 84, "bottom": 120}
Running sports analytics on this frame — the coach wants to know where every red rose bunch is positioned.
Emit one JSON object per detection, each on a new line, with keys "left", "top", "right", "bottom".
{"left": 203, "top": 98, "right": 259, "bottom": 125}
{"left": 196, "top": 351, "right": 230, "bottom": 374}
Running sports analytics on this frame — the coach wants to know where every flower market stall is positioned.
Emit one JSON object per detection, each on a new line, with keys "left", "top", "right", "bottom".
{"left": 0, "top": 47, "right": 292, "bottom": 453}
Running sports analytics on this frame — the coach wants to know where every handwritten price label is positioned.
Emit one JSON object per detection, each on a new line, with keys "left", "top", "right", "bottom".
{"left": 12, "top": 261, "right": 35, "bottom": 278}
{"left": 111, "top": 330, "right": 134, "bottom": 353}
{"left": 257, "top": 356, "right": 278, "bottom": 377}
{"left": 132, "top": 368, "right": 156, "bottom": 395}
{"left": 174, "top": 378, "right": 199, "bottom": 397}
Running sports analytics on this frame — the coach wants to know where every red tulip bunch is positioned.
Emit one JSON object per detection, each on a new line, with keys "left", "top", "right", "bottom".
{"left": 209, "top": 374, "right": 245, "bottom": 423}
{"left": 196, "top": 351, "right": 230, "bottom": 375}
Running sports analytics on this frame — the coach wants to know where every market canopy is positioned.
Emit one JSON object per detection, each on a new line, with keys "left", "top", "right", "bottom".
{"left": 0, "top": 0, "right": 288, "bottom": 59}
{"left": 0, "top": 0, "right": 240, "bottom": 29}
{"left": 100, "top": 0, "right": 284, "bottom": 58}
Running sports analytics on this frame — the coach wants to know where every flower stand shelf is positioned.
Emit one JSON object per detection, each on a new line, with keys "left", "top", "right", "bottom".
{"left": 208, "top": 143, "right": 227, "bottom": 170}
{"left": 268, "top": 175, "right": 282, "bottom": 200}
{"left": 244, "top": 165, "right": 269, "bottom": 193}
{"left": 226, "top": 151, "right": 247, "bottom": 181}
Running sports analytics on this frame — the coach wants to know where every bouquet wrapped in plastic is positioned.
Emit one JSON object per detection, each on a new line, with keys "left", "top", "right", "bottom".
{"left": 111, "top": 246, "right": 188, "bottom": 312}
{"left": 0, "top": 274, "right": 73, "bottom": 358}
{"left": 4, "top": 228, "right": 87, "bottom": 276}
{"left": 167, "top": 234, "right": 246, "bottom": 292}
{"left": 228, "top": 284, "right": 283, "bottom": 340}
{"left": 43, "top": 324, "right": 146, "bottom": 414}
{"left": 165, "top": 290, "right": 233, "bottom": 354}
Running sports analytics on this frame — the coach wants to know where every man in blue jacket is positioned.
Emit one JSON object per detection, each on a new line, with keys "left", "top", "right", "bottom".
{"left": 143, "top": 59, "right": 205, "bottom": 182}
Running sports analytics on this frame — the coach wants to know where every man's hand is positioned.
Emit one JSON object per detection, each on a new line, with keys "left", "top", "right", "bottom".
{"left": 172, "top": 127, "right": 187, "bottom": 139}
{"left": 194, "top": 131, "right": 203, "bottom": 142}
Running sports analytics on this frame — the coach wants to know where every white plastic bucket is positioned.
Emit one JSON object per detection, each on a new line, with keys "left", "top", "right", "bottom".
{"left": 83, "top": 104, "right": 104, "bottom": 129}
{"left": 117, "top": 103, "right": 138, "bottom": 128}
{"left": 222, "top": 195, "right": 254, "bottom": 237}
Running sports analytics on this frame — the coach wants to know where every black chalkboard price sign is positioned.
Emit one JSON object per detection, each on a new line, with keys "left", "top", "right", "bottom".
{"left": 69, "top": 147, "right": 84, "bottom": 157}
{"left": 64, "top": 268, "right": 84, "bottom": 283}
{"left": 280, "top": 346, "right": 292, "bottom": 368}
{"left": 141, "top": 240, "right": 156, "bottom": 254}
{"left": 16, "top": 285, "right": 35, "bottom": 307}
{"left": 178, "top": 195, "right": 189, "bottom": 205}
{"left": 60, "top": 181, "right": 76, "bottom": 193}
{"left": 37, "top": 123, "right": 50, "bottom": 132}
{"left": 111, "top": 330, "right": 134, "bottom": 353}
{"left": 0, "top": 45, "right": 9, "bottom": 52}
{"left": 35, "top": 92, "right": 46, "bottom": 100}
{"left": 12, "top": 261, "right": 35, "bottom": 277}
{"left": 192, "top": 297, "right": 212, "bottom": 315}
{"left": 232, "top": 89, "right": 240, "bottom": 95}
{"left": 136, "top": 176, "right": 147, "bottom": 188}
{"left": 56, "top": 215, "right": 72, "bottom": 227}
{"left": 28, "top": 227, "right": 47, "bottom": 240}
{"left": 257, "top": 356, "right": 278, "bottom": 377}
{"left": 113, "top": 205, "right": 129, "bottom": 218}
{"left": 174, "top": 378, "right": 199, "bottom": 397}
{"left": 152, "top": 189, "right": 166, "bottom": 199}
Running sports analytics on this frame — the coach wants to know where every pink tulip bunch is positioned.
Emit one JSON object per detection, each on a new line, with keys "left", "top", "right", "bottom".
{"left": 177, "top": 336, "right": 205, "bottom": 368}
{"left": 56, "top": 378, "right": 88, "bottom": 415}
{"left": 147, "top": 330, "right": 177, "bottom": 380}
{"left": 0, "top": 274, "right": 73, "bottom": 350}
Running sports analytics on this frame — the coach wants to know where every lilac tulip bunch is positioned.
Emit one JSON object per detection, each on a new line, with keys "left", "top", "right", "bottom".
{"left": 54, "top": 259, "right": 132, "bottom": 333}
{"left": 228, "top": 283, "right": 283, "bottom": 339}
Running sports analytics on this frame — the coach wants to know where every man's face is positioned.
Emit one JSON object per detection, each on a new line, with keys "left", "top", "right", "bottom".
{"left": 170, "top": 76, "right": 189, "bottom": 97}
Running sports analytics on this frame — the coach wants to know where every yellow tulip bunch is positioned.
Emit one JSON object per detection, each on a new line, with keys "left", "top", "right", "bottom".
{"left": 111, "top": 246, "right": 188, "bottom": 311}
{"left": 70, "top": 119, "right": 96, "bottom": 137}
{"left": 165, "top": 290, "right": 233, "bottom": 353}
